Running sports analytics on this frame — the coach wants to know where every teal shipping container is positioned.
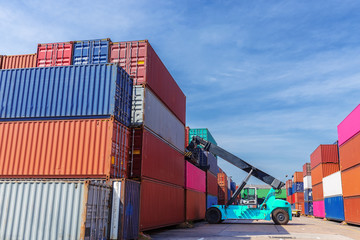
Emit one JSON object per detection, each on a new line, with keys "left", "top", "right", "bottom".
{"left": 189, "top": 128, "right": 217, "bottom": 145}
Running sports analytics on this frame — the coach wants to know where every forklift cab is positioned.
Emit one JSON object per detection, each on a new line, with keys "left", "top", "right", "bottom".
{"left": 240, "top": 187, "right": 257, "bottom": 205}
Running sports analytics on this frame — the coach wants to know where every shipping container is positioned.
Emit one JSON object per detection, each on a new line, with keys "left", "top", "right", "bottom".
{"left": 206, "top": 171, "right": 218, "bottom": 196}
{"left": 129, "top": 127, "right": 185, "bottom": 187}
{"left": 295, "top": 202, "right": 305, "bottom": 215}
{"left": 341, "top": 164, "right": 360, "bottom": 197}
{"left": 337, "top": 104, "right": 360, "bottom": 146}
{"left": 293, "top": 171, "right": 303, "bottom": 182}
{"left": 287, "top": 187, "right": 292, "bottom": 196}
{"left": 218, "top": 185, "right": 228, "bottom": 205}
{"left": 230, "top": 181, "right": 236, "bottom": 192}
{"left": 0, "top": 180, "right": 111, "bottom": 240}
{"left": 339, "top": 132, "right": 360, "bottom": 171}
{"left": 186, "top": 161, "right": 206, "bottom": 193}
{"left": 323, "top": 171, "right": 342, "bottom": 198}
{"left": 344, "top": 196, "right": 360, "bottom": 225}
{"left": 1, "top": 54, "right": 37, "bottom": 69}
{"left": 312, "top": 182, "right": 324, "bottom": 201}
{"left": 292, "top": 182, "right": 304, "bottom": 193}
{"left": 324, "top": 196, "right": 345, "bottom": 221}
{"left": 37, "top": 42, "right": 73, "bottom": 67}
{"left": 0, "top": 63, "right": 133, "bottom": 126}
{"left": 305, "top": 201, "right": 313, "bottom": 215}
{"left": 189, "top": 128, "right": 217, "bottom": 146}
{"left": 73, "top": 38, "right": 110, "bottom": 65}
{"left": 0, "top": 55, "right": 3, "bottom": 68}
{"left": 0, "top": 118, "right": 129, "bottom": 178}
{"left": 110, "top": 179, "right": 140, "bottom": 240}
{"left": 313, "top": 200, "right": 325, "bottom": 218}
{"left": 140, "top": 178, "right": 185, "bottom": 231}
{"left": 286, "top": 179, "right": 293, "bottom": 189}
{"left": 110, "top": 40, "right": 186, "bottom": 125}
{"left": 304, "top": 188, "right": 313, "bottom": 202}
{"left": 196, "top": 148, "right": 219, "bottom": 175}
{"left": 311, "top": 163, "right": 340, "bottom": 186}
{"left": 286, "top": 195, "right": 292, "bottom": 204}
{"left": 303, "top": 176, "right": 312, "bottom": 190}
{"left": 186, "top": 189, "right": 206, "bottom": 221}
{"left": 207, "top": 194, "right": 218, "bottom": 208}
{"left": 217, "top": 172, "right": 228, "bottom": 187}
{"left": 185, "top": 126, "right": 190, "bottom": 147}
{"left": 132, "top": 86, "right": 185, "bottom": 152}
{"left": 255, "top": 188, "right": 286, "bottom": 199}
{"left": 293, "top": 192, "right": 304, "bottom": 203}
{"left": 303, "top": 163, "right": 311, "bottom": 177}
{"left": 310, "top": 144, "right": 339, "bottom": 169}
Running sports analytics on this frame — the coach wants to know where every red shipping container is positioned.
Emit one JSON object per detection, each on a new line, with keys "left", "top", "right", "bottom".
{"left": 218, "top": 185, "right": 228, "bottom": 205}
{"left": 312, "top": 182, "right": 324, "bottom": 201}
{"left": 37, "top": 42, "right": 73, "bottom": 67}
{"left": 186, "top": 189, "right": 206, "bottom": 221}
{"left": 293, "top": 172, "right": 303, "bottom": 183}
{"left": 207, "top": 171, "right": 218, "bottom": 196}
{"left": 344, "top": 196, "right": 360, "bottom": 225}
{"left": 185, "top": 126, "right": 190, "bottom": 147}
{"left": 341, "top": 164, "right": 360, "bottom": 197}
{"left": 286, "top": 195, "right": 292, "bottom": 203}
{"left": 310, "top": 144, "right": 339, "bottom": 169}
{"left": 286, "top": 179, "right": 293, "bottom": 189}
{"left": 110, "top": 40, "right": 186, "bottom": 125}
{"left": 140, "top": 178, "right": 185, "bottom": 231}
{"left": 129, "top": 127, "right": 185, "bottom": 187}
{"left": 339, "top": 132, "right": 360, "bottom": 171}
{"left": 293, "top": 192, "right": 304, "bottom": 203}
{"left": 0, "top": 55, "right": 3, "bottom": 68}
{"left": 217, "top": 172, "right": 228, "bottom": 187}
{"left": 311, "top": 163, "right": 340, "bottom": 186}
{"left": 0, "top": 118, "right": 129, "bottom": 178}
{"left": 1, "top": 54, "right": 37, "bottom": 69}
{"left": 303, "top": 163, "right": 311, "bottom": 177}
{"left": 186, "top": 161, "right": 206, "bottom": 192}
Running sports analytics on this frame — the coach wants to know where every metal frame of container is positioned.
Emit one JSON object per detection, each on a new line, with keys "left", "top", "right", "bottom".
{"left": 37, "top": 42, "right": 73, "bottom": 67}
{"left": 0, "top": 54, "right": 37, "bottom": 69}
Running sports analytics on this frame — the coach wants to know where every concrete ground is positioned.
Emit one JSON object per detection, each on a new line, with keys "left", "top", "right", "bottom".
{"left": 147, "top": 216, "right": 360, "bottom": 240}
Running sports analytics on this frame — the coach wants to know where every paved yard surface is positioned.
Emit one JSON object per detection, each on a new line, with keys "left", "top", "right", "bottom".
{"left": 147, "top": 216, "right": 360, "bottom": 240}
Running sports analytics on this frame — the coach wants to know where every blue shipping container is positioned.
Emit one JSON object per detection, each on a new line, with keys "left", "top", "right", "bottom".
{"left": 73, "top": 39, "right": 110, "bottom": 65}
{"left": 206, "top": 194, "right": 218, "bottom": 209}
{"left": 287, "top": 187, "right": 292, "bottom": 196}
{"left": 324, "top": 196, "right": 345, "bottom": 221}
{"left": 230, "top": 181, "right": 236, "bottom": 193}
{"left": 228, "top": 188, "right": 231, "bottom": 200}
{"left": 292, "top": 182, "right": 304, "bottom": 193}
{"left": 304, "top": 188, "right": 313, "bottom": 201}
{"left": 0, "top": 64, "right": 133, "bottom": 126}
{"left": 305, "top": 201, "right": 313, "bottom": 215}
{"left": 195, "top": 148, "right": 219, "bottom": 175}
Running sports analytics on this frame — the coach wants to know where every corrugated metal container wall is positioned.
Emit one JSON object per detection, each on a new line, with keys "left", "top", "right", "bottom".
{"left": 186, "top": 161, "right": 206, "bottom": 193}
{"left": 0, "top": 180, "right": 111, "bottom": 240}
{"left": 339, "top": 133, "right": 360, "bottom": 171}
{"left": 293, "top": 192, "right": 304, "bottom": 203}
{"left": 292, "top": 182, "right": 304, "bottom": 193}
{"left": 131, "top": 86, "right": 185, "bottom": 152}
{"left": 293, "top": 172, "right": 303, "bottom": 182}
{"left": 303, "top": 163, "right": 311, "bottom": 177}
{"left": 311, "top": 163, "right": 340, "bottom": 186}
{"left": 341, "top": 164, "right": 360, "bottom": 197}
{"left": 217, "top": 172, "right": 227, "bottom": 186}
{"left": 206, "top": 194, "right": 218, "bottom": 208}
{"left": 313, "top": 200, "right": 325, "bottom": 218}
{"left": 1, "top": 54, "right": 37, "bottom": 69}
{"left": 304, "top": 189, "right": 313, "bottom": 202}
{"left": 337, "top": 104, "right": 360, "bottom": 146}
{"left": 73, "top": 39, "right": 110, "bottom": 65}
{"left": 305, "top": 201, "right": 313, "bottom": 215}
{"left": 110, "top": 179, "right": 140, "bottom": 240}
{"left": 186, "top": 189, "right": 206, "bottom": 221}
{"left": 196, "top": 148, "right": 219, "bottom": 175}
{"left": 110, "top": 40, "right": 186, "bottom": 125}
{"left": 0, "top": 64, "right": 133, "bottom": 126}
{"left": 324, "top": 196, "right": 345, "bottom": 221}
{"left": 189, "top": 128, "right": 217, "bottom": 145}
{"left": 218, "top": 185, "right": 228, "bottom": 205}
{"left": 295, "top": 203, "right": 304, "bottom": 214}
{"left": 303, "top": 176, "right": 312, "bottom": 189}
{"left": 37, "top": 42, "right": 73, "bottom": 67}
{"left": 287, "top": 187, "right": 292, "bottom": 196}
{"left": 344, "top": 197, "right": 360, "bottom": 225}
{"left": 286, "top": 179, "right": 292, "bottom": 189}
{"left": 323, "top": 171, "right": 342, "bottom": 198}
{"left": 140, "top": 178, "right": 185, "bottom": 231}
{"left": 287, "top": 195, "right": 292, "bottom": 203}
{"left": 0, "top": 119, "right": 129, "bottom": 178}
{"left": 310, "top": 144, "right": 339, "bottom": 169}
{"left": 312, "top": 183, "right": 324, "bottom": 201}
{"left": 129, "top": 127, "right": 185, "bottom": 187}
{"left": 206, "top": 171, "right": 218, "bottom": 196}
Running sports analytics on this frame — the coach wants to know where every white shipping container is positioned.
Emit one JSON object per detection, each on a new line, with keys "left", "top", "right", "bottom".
{"left": 323, "top": 171, "right": 343, "bottom": 198}
{"left": 0, "top": 180, "right": 111, "bottom": 240}
{"left": 303, "top": 176, "right": 312, "bottom": 189}
{"left": 132, "top": 86, "right": 185, "bottom": 152}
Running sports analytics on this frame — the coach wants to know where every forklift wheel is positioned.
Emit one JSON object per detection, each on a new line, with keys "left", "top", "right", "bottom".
{"left": 206, "top": 207, "right": 222, "bottom": 224}
{"left": 272, "top": 209, "right": 289, "bottom": 225}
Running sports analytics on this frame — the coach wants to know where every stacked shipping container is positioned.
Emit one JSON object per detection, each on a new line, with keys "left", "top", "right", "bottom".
{"left": 303, "top": 163, "right": 313, "bottom": 216}
{"left": 286, "top": 179, "right": 293, "bottom": 205}
{"left": 323, "top": 171, "right": 345, "bottom": 221}
{"left": 292, "top": 172, "right": 304, "bottom": 214}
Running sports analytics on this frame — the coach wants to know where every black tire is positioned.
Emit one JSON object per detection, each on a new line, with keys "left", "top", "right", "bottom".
{"left": 206, "top": 207, "right": 222, "bottom": 224}
{"left": 296, "top": 212, "right": 300, "bottom": 217}
{"left": 272, "top": 209, "right": 289, "bottom": 225}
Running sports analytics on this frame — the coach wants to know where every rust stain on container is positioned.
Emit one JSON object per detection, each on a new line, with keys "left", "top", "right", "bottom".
{"left": 311, "top": 163, "right": 340, "bottom": 186}
{"left": 0, "top": 118, "right": 129, "bottom": 178}
{"left": 207, "top": 171, "right": 218, "bottom": 196}
{"left": 312, "top": 182, "right": 324, "bottom": 201}
{"left": 1, "top": 54, "right": 37, "bottom": 69}
{"left": 344, "top": 196, "right": 360, "bottom": 225}
{"left": 341, "top": 164, "right": 360, "bottom": 197}
{"left": 339, "top": 132, "right": 360, "bottom": 171}
{"left": 310, "top": 144, "right": 339, "bottom": 169}
{"left": 186, "top": 189, "right": 206, "bottom": 221}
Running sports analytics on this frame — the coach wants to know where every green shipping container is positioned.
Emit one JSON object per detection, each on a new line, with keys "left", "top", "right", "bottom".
{"left": 240, "top": 188, "right": 286, "bottom": 199}
{"left": 189, "top": 128, "right": 217, "bottom": 146}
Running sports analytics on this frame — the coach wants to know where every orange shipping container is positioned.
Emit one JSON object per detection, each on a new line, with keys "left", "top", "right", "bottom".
{"left": 311, "top": 163, "right": 340, "bottom": 186}
{"left": 293, "top": 192, "right": 304, "bottom": 203}
{"left": 286, "top": 179, "right": 293, "bottom": 189}
{"left": 339, "top": 132, "right": 360, "bottom": 171}
{"left": 217, "top": 172, "right": 227, "bottom": 187}
{"left": 344, "top": 196, "right": 360, "bottom": 225}
{"left": 0, "top": 118, "right": 129, "bottom": 178}
{"left": 295, "top": 202, "right": 305, "bottom": 215}
{"left": 186, "top": 189, "right": 206, "bottom": 221}
{"left": 310, "top": 144, "right": 339, "bottom": 169}
{"left": 341, "top": 164, "right": 360, "bottom": 197}
{"left": 293, "top": 171, "right": 303, "bottom": 183}
{"left": 312, "top": 182, "right": 324, "bottom": 201}
{"left": 1, "top": 54, "right": 37, "bottom": 69}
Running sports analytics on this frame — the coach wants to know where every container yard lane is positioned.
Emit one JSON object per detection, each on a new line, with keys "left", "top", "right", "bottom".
{"left": 148, "top": 217, "right": 360, "bottom": 240}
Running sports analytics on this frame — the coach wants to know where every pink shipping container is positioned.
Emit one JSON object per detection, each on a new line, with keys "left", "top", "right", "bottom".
{"left": 110, "top": 40, "right": 186, "bottom": 125}
{"left": 186, "top": 161, "right": 206, "bottom": 193}
{"left": 310, "top": 144, "right": 339, "bottom": 169}
{"left": 37, "top": 42, "right": 73, "bottom": 67}
{"left": 1, "top": 54, "right": 37, "bottom": 69}
{"left": 313, "top": 200, "right": 325, "bottom": 218}
{"left": 337, "top": 104, "right": 360, "bottom": 146}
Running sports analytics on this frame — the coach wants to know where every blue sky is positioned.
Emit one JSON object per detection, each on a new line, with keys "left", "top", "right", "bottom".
{"left": 1, "top": 1, "right": 359, "bottom": 185}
